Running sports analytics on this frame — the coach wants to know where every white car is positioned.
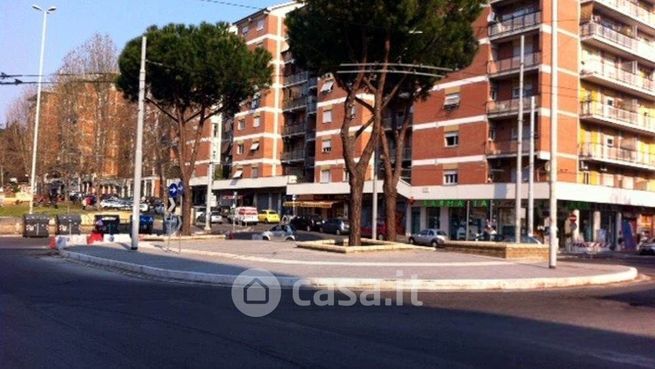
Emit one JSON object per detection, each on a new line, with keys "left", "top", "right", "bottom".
{"left": 261, "top": 224, "right": 296, "bottom": 241}
{"left": 638, "top": 238, "right": 655, "bottom": 255}
{"left": 408, "top": 229, "right": 448, "bottom": 247}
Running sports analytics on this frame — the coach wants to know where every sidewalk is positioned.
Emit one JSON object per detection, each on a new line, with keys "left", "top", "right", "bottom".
{"left": 59, "top": 239, "right": 641, "bottom": 291}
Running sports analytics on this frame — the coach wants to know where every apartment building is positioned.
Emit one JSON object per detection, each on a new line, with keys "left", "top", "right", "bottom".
{"left": 190, "top": 0, "right": 655, "bottom": 248}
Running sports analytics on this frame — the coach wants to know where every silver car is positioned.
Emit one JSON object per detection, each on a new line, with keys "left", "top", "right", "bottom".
{"left": 409, "top": 229, "right": 448, "bottom": 247}
{"left": 261, "top": 224, "right": 296, "bottom": 241}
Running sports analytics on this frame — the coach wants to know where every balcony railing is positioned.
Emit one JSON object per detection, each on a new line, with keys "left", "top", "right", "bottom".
{"left": 581, "top": 60, "right": 655, "bottom": 94}
{"left": 579, "top": 142, "right": 655, "bottom": 168}
{"left": 380, "top": 147, "right": 412, "bottom": 161}
{"left": 581, "top": 22, "right": 655, "bottom": 62}
{"left": 487, "top": 96, "right": 539, "bottom": 117}
{"left": 281, "top": 149, "right": 306, "bottom": 162}
{"left": 487, "top": 52, "right": 541, "bottom": 75}
{"left": 485, "top": 139, "right": 532, "bottom": 156}
{"left": 580, "top": 101, "right": 655, "bottom": 132}
{"left": 383, "top": 113, "right": 414, "bottom": 129}
{"left": 587, "top": 0, "right": 655, "bottom": 30}
{"left": 488, "top": 12, "right": 541, "bottom": 38}
{"left": 282, "top": 123, "right": 307, "bottom": 136}
{"left": 283, "top": 95, "right": 311, "bottom": 111}
{"left": 284, "top": 71, "right": 309, "bottom": 86}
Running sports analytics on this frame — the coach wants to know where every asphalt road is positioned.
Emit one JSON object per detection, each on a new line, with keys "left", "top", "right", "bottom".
{"left": 1, "top": 237, "right": 654, "bottom": 369}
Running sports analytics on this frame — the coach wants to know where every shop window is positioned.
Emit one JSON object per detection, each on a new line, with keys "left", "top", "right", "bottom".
{"left": 444, "top": 170, "right": 458, "bottom": 185}
{"left": 426, "top": 207, "right": 440, "bottom": 229}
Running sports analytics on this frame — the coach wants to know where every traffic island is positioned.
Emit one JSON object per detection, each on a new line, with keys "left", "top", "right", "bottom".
{"left": 57, "top": 240, "right": 641, "bottom": 291}
{"left": 296, "top": 239, "right": 429, "bottom": 253}
{"left": 442, "top": 240, "right": 549, "bottom": 261}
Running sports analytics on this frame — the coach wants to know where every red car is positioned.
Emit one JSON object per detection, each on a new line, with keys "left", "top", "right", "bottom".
{"left": 361, "top": 222, "right": 405, "bottom": 240}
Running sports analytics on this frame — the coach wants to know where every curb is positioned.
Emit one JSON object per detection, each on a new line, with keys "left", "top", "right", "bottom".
{"left": 58, "top": 248, "right": 639, "bottom": 291}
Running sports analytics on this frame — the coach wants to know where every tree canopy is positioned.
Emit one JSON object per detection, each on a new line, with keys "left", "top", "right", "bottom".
{"left": 117, "top": 22, "right": 272, "bottom": 121}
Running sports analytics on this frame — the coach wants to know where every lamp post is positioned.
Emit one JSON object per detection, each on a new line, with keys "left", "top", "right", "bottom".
{"left": 28, "top": 4, "right": 56, "bottom": 215}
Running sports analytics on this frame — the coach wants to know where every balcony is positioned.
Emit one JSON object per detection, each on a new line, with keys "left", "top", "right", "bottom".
{"left": 282, "top": 123, "right": 307, "bottom": 137}
{"left": 580, "top": 101, "right": 655, "bottom": 135}
{"left": 579, "top": 142, "right": 655, "bottom": 170}
{"left": 582, "top": 0, "right": 655, "bottom": 32}
{"left": 281, "top": 149, "right": 307, "bottom": 162}
{"left": 283, "top": 71, "right": 309, "bottom": 87}
{"left": 383, "top": 113, "right": 414, "bottom": 130}
{"left": 488, "top": 12, "right": 541, "bottom": 40}
{"left": 581, "top": 60, "right": 655, "bottom": 100}
{"left": 283, "top": 95, "right": 310, "bottom": 112}
{"left": 581, "top": 23, "right": 655, "bottom": 67}
{"left": 485, "top": 139, "right": 532, "bottom": 157}
{"left": 487, "top": 96, "right": 539, "bottom": 118}
{"left": 380, "top": 147, "right": 412, "bottom": 162}
{"left": 487, "top": 52, "right": 541, "bottom": 77}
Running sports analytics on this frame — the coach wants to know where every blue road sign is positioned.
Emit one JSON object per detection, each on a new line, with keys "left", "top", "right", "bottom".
{"left": 168, "top": 183, "right": 179, "bottom": 198}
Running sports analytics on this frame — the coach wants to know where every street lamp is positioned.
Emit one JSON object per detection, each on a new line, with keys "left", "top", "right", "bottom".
{"left": 28, "top": 4, "right": 56, "bottom": 214}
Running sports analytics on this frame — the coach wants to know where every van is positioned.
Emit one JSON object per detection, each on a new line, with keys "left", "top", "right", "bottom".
{"left": 235, "top": 206, "right": 259, "bottom": 225}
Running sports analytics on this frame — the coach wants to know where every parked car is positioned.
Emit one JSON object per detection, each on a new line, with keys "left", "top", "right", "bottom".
{"left": 196, "top": 211, "right": 223, "bottom": 225}
{"left": 261, "top": 224, "right": 296, "bottom": 241}
{"left": 362, "top": 221, "right": 406, "bottom": 241}
{"left": 235, "top": 206, "right": 259, "bottom": 226}
{"left": 637, "top": 238, "right": 655, "bottom": 255}
{"left": 408, "top": 229, "right": 448, "bottom": 247}
{"left": 258, "top": 209, "right": 281, "bottom": 223}
{"left": 290, "top": 214, "right": 324, "bottom": 232}
{"left": 99, "top": 197, "right": 121, "bottom": 209}
{"left": 321, "top": 218, "right": 350, "bottom": 235}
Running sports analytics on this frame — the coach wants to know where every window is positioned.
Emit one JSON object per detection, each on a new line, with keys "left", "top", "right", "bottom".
{"left": 511, "top": 124, "right": 531, "bottom": 139}
{"left": 251, "top": 94, "right": 260, "bottom": 109}
{"left": 343, "top": 168, "right": 349, "bottom": 182}
{"left": 322, "top": 139, "right": 332, "bottom": 153}
{"left": 488, "top": 127, "right": 496, "bottom": 141}
{"left": 250, "top": 141, "right": 260, "bottom": 151}
{"left": 253, "top": 116, "right": 260, "bottom": 127}
{"left": 444, "top": 170, "right": 458, "bottom": 185}
{"left": 445, "top": 132, "right": 459, "bottom": 147}
{"left": 213, "top": 123, "right": 219, "bottom": 137}
{"left": 582, "top": 172, "right": 590, "bottom": 184}
{"left": 242, "top": 25, "right": 249, "bottom": 34}
{"left": 320, "top": 169, "right": 331, "bottom": 183}
{"left": 237, "top": 144, "right": 244, "bottom": 155}
{"left": 238, "top": 120, "right": 245, "bottom": 130}
{"left": 256, "top": 19, "right": 264, "bottom": 31}
{"left": 252, "top": 166, "right": 259, "bottom": 178}
{"left": 512, "top": 82, "right": 533, "bottom": 98}
{"left": 605, "top": 136, "right": 615, "bottom": 147}
{"left": 320, "top": 80, "right": 334, "bottom": 94}
{"left": 322, "top": 109, "right": 332, "bottom": 123}
{"left": 444, "top": 93, "right": 460, "bottom": 109}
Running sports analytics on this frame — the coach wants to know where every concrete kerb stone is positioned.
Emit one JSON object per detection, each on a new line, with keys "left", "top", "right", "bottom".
{"left": 58, "top": 245, "right": 640, "bottom": 291}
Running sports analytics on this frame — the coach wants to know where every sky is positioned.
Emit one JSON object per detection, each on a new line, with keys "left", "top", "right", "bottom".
{"left": 0, "top": 0, "right": 279, "bottom": 125}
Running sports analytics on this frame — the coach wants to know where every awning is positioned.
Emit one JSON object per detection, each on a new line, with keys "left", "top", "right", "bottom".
{"left": 232, "top": 170, "right": 243, "bottom": 179}
{"left": 250, "top": 142, "right": 260, "bottom": 151}
{"left": 320, "top": 80, "right": 334, "bottom": 93}
{"left": 283, "top": 200, "right": 339, "bottom": 209}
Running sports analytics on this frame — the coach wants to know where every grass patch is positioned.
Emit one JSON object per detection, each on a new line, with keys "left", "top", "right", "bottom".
{"left": 0, "top": 204, "right": 95, "bottom": 218}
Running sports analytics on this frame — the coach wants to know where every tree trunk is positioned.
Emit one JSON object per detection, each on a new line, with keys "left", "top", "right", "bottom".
{"left": 383, "top": 179, "right": 398, "bottom": 241}
{"left": 348, "top": 175, "right": 364, "bottom": 246}
{"left": 180, "top": 178, "right": 192, "bottom": 235}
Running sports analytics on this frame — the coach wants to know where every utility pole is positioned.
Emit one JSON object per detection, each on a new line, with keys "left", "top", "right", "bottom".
{"left": 549, "top": 0, "right": 559, "bottom": 268}
{"left": 528, "top": 96, "right": 536, "bottom": 237}
{"left": 372, "top": 140, "right": 378, "bottom": 240}
{"left": 130, "top": 36, "right": 147, "bottom": 251}
{"left": 514, "top": 35, "right": 525, "bottom": 243}
{"left": 204, "top": 120, "right": 215, "bottom": 232}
